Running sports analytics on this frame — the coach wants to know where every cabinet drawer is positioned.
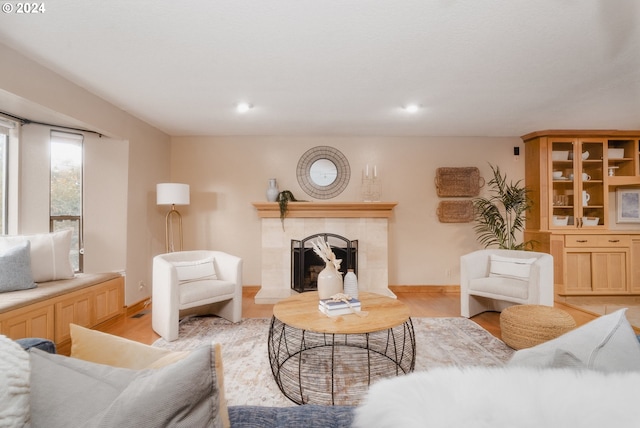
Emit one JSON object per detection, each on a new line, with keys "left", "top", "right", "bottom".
{"left": 565, "top": 235, "right": 630, "bottom": 248}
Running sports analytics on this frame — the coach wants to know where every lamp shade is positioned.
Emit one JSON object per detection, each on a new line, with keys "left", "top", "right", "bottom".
{"left": 157, "top": 183, "right": 190, "bottom": 205}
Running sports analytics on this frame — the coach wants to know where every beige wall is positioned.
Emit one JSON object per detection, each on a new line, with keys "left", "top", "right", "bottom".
{"left": 171, "top": 136, "right": 524, "bottom": 286}
{"left": 0, "top": 42, "right": 171, "bottom": 306}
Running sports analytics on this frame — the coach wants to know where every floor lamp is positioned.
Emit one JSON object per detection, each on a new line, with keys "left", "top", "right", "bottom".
{"left": 157, "top": 183, "right": 190, "bottom": 253}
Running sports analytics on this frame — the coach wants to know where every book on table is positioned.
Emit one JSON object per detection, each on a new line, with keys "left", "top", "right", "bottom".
{"left": 318, "top": 298, "right": 361, "bottom": 315}
{"left": 319, "top": 298, "right": 361, "bottom": 309}
{"left": 318, "top": 305, "right": 361, "bottom": 316}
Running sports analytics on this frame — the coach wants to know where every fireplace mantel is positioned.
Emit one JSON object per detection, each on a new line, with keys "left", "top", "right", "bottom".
{"left": 252, "top": 202, "right": 397, "bottom": 218}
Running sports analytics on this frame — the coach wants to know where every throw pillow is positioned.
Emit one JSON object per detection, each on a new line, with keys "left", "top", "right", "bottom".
{"left": 174, "top": 257, "right": 218, "bottom": 283}
{"left": 508, "top": 308, "right": 640, "bottom": 372}
{"left": 0, "top": 334, "right": 31, "bottom": 428}
{"left": 69, "top": 323, "right": 189, "bottom": 369}
{"left": 0, "top": 229, "right": 74, "bottom": 282}
{"left": 30, "top": 344, "right": 224, "bottom": 428}
{"left": 68, "top": 324, "right": 230, "bottom": 427}
{"left": 0, "top": 241, "right": 36, "bottom": 292}
{"left": 489, "top": 254, "right": 536, "bottom": 280}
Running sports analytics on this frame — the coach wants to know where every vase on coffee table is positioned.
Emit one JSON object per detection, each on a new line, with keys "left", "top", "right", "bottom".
{"left": 317, "top": 263, "right": 343, "bottom": 299}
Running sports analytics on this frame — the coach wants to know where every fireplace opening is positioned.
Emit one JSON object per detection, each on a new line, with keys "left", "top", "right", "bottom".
{"left": 291, "top": 233, "right": 357, "bottom": 293}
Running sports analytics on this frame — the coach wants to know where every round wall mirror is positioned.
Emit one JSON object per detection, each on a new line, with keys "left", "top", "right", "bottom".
{"left": 309, "top": 159, "right": 338, "bottom": 186}
{"left": 297, "top": 146, "right": 350, "bottom": 199}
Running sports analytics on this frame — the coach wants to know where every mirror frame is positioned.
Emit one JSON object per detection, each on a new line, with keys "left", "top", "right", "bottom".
{"left": 297, "top": 146, "right": 350, "bottom": 199}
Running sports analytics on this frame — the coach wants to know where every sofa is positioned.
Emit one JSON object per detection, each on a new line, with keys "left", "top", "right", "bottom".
{"left": 1, "top": 323, "right": 354, "bottom": 428}
{"left": 3, "top": 308, "right": 640, "bottom": 427}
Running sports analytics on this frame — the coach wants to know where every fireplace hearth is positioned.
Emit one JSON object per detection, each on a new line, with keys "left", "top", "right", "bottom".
{"left": 291, "top": 233, "right": 357, "bottom": 293}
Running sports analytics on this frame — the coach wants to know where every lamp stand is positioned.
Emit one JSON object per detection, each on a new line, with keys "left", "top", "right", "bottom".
{"left": 165, "top": 204, "right": 184, "bottom": 253}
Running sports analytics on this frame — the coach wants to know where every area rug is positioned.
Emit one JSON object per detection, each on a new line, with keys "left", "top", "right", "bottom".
{"left": 153, "top": 316, "right": 515, "bottom": 407}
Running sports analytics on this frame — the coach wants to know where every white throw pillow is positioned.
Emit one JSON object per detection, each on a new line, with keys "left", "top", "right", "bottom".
{"left": 173, "top": 257, "right": 218, "bottom": 283}
{"left": 508, "top": 308, "right": 640, "bottom": 372}
{"left": 0, "top": 229, "right": 74, "bottom": 282}
{"left": 489, "top": 254, "right": 536, "bottom": 280}
{"left": 0, "top": 335, "right": 31, "bottom": 428}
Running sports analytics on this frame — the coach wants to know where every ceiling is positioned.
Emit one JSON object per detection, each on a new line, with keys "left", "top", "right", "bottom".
{"left": 1, "top": 0, "right": 639, "bottom": 137}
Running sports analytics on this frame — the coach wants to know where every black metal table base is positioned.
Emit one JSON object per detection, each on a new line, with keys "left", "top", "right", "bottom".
{"left": 267, "top": 316, "right": 416, "bottom": 406}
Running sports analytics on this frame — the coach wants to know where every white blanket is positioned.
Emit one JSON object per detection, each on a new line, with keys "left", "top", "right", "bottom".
{"left": 354, "top": 366, "right": 640, "bottom": 428}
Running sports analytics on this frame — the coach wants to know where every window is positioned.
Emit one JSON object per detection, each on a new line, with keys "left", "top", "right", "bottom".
{"left": 0, "top": 126, "right": 7, "bottom": 234}
{"left": 50, "top": 131, "right": 83, "bottom": 271}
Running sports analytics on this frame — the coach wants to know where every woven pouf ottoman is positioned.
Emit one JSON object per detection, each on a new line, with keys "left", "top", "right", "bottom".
{"left": 500, "top": 305, "right": 576, "bottom": 350}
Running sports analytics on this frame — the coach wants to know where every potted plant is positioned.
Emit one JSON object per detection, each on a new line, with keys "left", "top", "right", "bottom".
{"left": 473, "top": 164, "right": 533, "bottom": 250}
{"left": 277, "top": 190, "right": 304, "bottom": 230}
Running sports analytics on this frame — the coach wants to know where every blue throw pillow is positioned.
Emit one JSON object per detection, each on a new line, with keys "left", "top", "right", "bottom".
{"left": 0, "top": 241, "right": 36, "bottom": 292}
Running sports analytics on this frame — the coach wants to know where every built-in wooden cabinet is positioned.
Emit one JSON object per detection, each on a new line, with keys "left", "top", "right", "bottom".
{"left": 562, "top": 235, "right": 629, "bottom": 294}
{"left": 0, "top": 275, "right": 124, "bottom": 354}
{"left": 1, "top": 303, "right": 54, "bottom": 341}
{"left": 523, "top": 130, "right": 640, "bottom": 297}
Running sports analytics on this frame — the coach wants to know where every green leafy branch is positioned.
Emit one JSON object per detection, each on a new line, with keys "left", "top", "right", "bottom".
{"left": 473, "top": 164, "right": 533, "bottom": 250}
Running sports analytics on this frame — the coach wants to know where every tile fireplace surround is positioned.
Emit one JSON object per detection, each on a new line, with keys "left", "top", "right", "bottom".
{"left": 252, "top": 202, "right": 397, "bottom": 304}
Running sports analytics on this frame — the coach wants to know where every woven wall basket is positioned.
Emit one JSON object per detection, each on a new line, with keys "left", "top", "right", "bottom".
{"left": 436, "top": 200, "right": 474, "bottom": 223}
{"left": 435, "top": 167, "right": 484, "bottom": 197}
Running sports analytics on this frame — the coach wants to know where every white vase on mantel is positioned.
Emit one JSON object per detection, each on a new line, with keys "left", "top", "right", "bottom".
{"left": 317, "top": 263, "right": 343, "bottom": 299}
{"left": 266, "top": 178, "right": 279, "bottom": 202}
{"left": 344, "top": 269, "right": 358, "bottom": 299}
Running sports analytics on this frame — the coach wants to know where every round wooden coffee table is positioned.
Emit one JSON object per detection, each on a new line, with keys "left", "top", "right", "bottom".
{"left": 268, "top": 291, "right": 415, "bottom": 406}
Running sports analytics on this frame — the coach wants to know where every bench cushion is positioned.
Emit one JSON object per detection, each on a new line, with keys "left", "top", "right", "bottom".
{"left": 0, "top": 272, "right": 121, "bottom": 313}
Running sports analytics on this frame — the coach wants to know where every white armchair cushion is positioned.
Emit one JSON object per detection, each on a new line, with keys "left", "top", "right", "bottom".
{"left": 174, "top": 256, "right": 218, "bottom": 283}
{"left": 469, "top": 276, "right": 529, "bottom": 300}
{"left": 489, "top": 254, "right": 537, "bottom": 280}
{"left": 180, "top": 280, "right": 236, "bottom": 307}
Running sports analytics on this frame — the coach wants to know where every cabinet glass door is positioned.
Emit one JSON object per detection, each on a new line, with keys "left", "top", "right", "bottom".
{"left": 578, "top": 139, "right": 605, "bottom": 227}
{"left": 550, "top": 138, "right": 576, "bottom": 228}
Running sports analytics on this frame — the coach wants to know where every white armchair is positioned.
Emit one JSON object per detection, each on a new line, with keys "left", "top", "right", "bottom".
{"left": 152, "top": 250, "right": 242, "bottom": 341}
{"left": 460, "top": 249, "right": 553, "bottom": 318}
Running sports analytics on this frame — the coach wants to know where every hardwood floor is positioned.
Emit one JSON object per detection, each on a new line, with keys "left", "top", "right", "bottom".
{"left": 102, "top": 286, "right": 599, "bottom": 345}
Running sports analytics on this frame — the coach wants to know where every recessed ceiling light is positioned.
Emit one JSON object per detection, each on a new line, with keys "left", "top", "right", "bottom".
{"left": 403, "top": 104, "right": 420, "bottom": 113}
{"left": 236, "top": 102, "right": 253, "bottom": 113}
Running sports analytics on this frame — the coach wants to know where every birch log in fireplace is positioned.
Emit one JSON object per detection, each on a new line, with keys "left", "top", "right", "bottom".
{"left": 252, "top": 202, "right": 397, "bottom": 304}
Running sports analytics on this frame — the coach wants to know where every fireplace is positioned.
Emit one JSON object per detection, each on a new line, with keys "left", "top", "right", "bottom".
{"left": 291, "top": 233, "right": 358, "bottom": 293}
{"left": 252, "top": 201, "right": 397, "bottom": 303}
